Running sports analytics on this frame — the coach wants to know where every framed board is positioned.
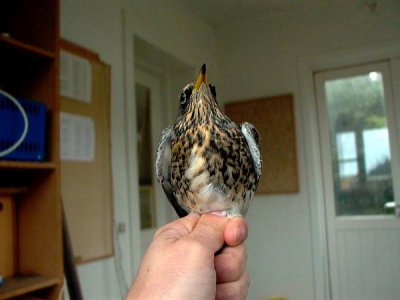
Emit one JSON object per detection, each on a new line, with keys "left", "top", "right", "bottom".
{"left": 225, "top": 94, "right": 299, "bottom": 194}
{"left": 59, "top": 39, "right": 113, "bottom": 263}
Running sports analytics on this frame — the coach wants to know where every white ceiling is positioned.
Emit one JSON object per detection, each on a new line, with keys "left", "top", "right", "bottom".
{"left": 179, "top": 0, "right": 378, "bottom": 27}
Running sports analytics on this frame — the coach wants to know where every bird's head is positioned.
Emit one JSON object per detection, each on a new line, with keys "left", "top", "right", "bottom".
{"left": 178, "top": 64, "right": 217, "bottom": 116}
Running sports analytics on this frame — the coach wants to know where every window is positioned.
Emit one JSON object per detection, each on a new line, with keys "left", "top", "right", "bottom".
{"left": 324, "top": 71, "right": 394, "bottom": 216}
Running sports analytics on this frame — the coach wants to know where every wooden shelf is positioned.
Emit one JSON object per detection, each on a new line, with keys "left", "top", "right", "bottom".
{"left": 0, "top": 161, "right": 56, "bottom": 170}
{"left": 0, "top": 275, "right": 60, "bottom": 299}
{"left": 0, "top": 161, "right": 56, "bottom": 188}
{"left": 0, "top": 187, "right": 28, "bottom": 195}
{"left": 0, "top": 35, "right": 55, "bottom": 60}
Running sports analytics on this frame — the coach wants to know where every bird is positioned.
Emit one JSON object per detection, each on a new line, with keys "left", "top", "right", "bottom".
{"left": 155, "top": 64, "right": 262, "bottom": 218}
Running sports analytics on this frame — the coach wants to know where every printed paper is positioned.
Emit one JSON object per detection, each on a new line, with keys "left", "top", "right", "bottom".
{"left": 60, "top": 112, "right": 95, "bottom": 162}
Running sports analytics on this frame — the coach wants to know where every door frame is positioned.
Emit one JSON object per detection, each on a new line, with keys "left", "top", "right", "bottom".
{"left": 122, "top": 34, "right": 173, "bottom": 276}
{"left": 123, "top": 22, "right": 142, "bottom": 278}
{"left": 123, "top": 9, "right": 194, "bottom": 278}
{"left": 298, "top": 40, "right": 400, "bottom": 299}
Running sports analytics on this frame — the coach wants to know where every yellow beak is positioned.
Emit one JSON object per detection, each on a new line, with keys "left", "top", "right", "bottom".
{"left": 193, "top": 64, "right": 207, "bottom": 91}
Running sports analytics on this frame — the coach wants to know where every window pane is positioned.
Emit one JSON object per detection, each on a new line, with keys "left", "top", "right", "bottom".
{"left": 339, "top": 161, "right": 358, "bottom": 178}
{"left": 363, "top": 128, "right": 391, "bottom": 179}
{"left": 337, "top": 132, "right": 357, "bottom": 160}
{"left": 324, "top": 72, "right": 394, "bottom": 216}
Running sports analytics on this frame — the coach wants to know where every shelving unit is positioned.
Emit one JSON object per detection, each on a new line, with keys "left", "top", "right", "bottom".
{"left": 0, "top": 1, "right": 62, "bottom": 299}
{"left": 0, "top": 275, "right": 61, "bottom": 299}
{"left": 0, "top": 35, "right": 56, "bottom": 59}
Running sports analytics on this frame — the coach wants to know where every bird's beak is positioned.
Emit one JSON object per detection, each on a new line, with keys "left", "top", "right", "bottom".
{"left": 193, "top": 64, "right": 207, "bottom": 91}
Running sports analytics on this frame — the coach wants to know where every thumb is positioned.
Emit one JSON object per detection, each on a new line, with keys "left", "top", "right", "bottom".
{"left": 188, "top": 214, "right": 229, "bottom": 253}
{"left": 224, "top": 217, "right": 248, "bottom": 246}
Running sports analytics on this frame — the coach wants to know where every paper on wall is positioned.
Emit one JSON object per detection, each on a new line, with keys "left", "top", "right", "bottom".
{"left": 60, "top": 112, "right": 95, "bottom": 162}
{"left": 60, "top": 50, "right": 92, "bottom": 103}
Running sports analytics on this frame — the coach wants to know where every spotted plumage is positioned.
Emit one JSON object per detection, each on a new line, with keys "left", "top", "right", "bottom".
{"left": 156, "top": 64, "right": 262, "bottom": 218}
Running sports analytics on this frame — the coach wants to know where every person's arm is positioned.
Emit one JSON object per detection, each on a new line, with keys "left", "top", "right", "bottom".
{"left": 126, "top": 213, "right": 249, "bottom": 300}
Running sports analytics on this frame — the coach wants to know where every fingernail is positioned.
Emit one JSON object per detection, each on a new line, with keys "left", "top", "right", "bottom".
{"left": 237, "top": 225, "right": 247, "bottom": 242}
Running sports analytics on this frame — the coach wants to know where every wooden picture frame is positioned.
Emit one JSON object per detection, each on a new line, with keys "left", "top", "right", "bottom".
{"left": 225, "top": 94, "right": 299, "bottom": 194}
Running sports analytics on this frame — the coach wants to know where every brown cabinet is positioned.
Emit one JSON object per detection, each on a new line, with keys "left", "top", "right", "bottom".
{"left": 0, "top": 1, "right": 62, "bottom": 299}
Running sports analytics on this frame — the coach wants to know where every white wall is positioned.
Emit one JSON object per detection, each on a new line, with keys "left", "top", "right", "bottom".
{"left": 124, "top": 0, "right": 219, "bottom": 72}
{"left": 215, "top": 2, "right": 400, "bottom": 300}
{"left": 61, "top": 1, "right": 400, "bottom": 299}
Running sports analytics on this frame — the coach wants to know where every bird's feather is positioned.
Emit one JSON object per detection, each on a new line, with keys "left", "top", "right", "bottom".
{"left": 155, "top": 127, "right": 188, "bottom": 218}
{"left": 241, "top": 122, "right": 262, "bottom": 181}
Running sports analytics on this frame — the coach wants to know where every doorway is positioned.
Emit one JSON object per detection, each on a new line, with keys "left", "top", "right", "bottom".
{"left": 314, "top": 60, "right": 400, "bottom": 299}
{"left": 134, "top": 68, "right": 172, "bottom": 255}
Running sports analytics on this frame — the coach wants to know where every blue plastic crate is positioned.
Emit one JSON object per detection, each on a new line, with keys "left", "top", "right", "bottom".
{"left": 0, "top": 95, "right": 47, "bottom": 161}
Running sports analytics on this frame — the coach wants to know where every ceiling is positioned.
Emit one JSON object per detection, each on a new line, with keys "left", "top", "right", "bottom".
{"left": 179, "top": 0, "right": 378, "bottom": 27}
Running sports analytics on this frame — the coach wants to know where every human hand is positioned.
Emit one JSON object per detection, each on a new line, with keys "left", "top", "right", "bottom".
{"left": 126, "top": 213, "right": 249, "bottom": 300}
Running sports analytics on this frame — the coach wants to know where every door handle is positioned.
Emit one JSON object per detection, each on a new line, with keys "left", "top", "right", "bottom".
{"left": 384, "top": 202, "right": 396, "bottom": 209}
{"left": 385, "top": 202, "right": 400, "bottom": 217}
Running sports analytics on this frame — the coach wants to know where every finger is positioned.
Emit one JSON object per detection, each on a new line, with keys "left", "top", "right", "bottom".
{"left": 153, "top": 213, "right": 200, "bottom": 244}
{"left": 188, "top": 214, "right": 229, "bottom": 253}
{"left": 215, "top": 243, "right": 247, "bottom": 283}
{"left": 215, "top": 270, "right": 250, "bottom": 300}
{"left": 224, "top": 217, "right": 248, "bottom": 247}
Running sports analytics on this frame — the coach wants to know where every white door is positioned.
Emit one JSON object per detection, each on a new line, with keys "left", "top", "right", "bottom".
{"left": 315, "top": 61, "right": 400, "bottom": 300}
{"left": 135, "top": 68, "right": 172, "bottom": 256}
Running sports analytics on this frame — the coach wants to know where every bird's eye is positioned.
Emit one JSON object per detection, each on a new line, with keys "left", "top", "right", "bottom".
{"left": 209, "top": 83, "right": 216, "bottom": 98}
{"left": 179, "top": 83, "right": 193, "bottom": 109}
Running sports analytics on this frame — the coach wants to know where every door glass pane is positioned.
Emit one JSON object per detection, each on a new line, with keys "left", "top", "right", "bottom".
{"left": 324, "top": 72, "right": 394, "bottom": 216}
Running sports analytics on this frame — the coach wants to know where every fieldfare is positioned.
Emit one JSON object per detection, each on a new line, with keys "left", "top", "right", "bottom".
{"left": 155, "top": 64, "right": 261, "bottom": 218}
